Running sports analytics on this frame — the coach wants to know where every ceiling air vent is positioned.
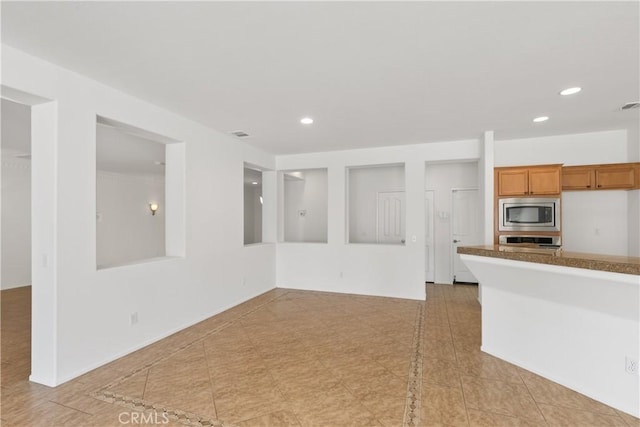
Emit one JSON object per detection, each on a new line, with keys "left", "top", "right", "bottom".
{"left": 621, "top": 102, "right": 640, "bottom": 110}
{"left": 229, "top": 130, "right": 250, "bottom": 138}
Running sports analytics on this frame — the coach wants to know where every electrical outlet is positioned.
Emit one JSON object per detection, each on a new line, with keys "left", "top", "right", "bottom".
{"left": 625, "top": 356, "right": 638, "bottom": 375}
{"left": 130, "top": 312, "right": 138, "bottom": 326}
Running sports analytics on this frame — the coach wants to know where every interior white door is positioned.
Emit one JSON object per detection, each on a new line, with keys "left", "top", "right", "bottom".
{"left": 377, "top": 191, "right": 405, "bottom": 244}
{"left": 452, "top": 189, "right": 480, "bottom": 283}
{"left": 425, "top": 191, "right": 435, "bottom": 282}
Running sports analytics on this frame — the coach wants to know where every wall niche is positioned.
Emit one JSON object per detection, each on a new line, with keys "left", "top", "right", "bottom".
{"left": 96, "top": 116, "right": 182, "bottom": 269}
{"left": 282, "top": 168, "right": 328, "bottom": 243}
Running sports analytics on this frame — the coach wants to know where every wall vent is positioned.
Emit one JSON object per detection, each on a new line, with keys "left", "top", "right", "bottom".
{"left": 621, "top": 102, "right": 640, "bottom": 110}
{"left": 230, "top": 130, "right": 250, "bottom": 138}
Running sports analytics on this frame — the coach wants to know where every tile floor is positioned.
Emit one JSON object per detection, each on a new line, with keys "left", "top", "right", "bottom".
{"left": 1, "top": 284, "right": 638, "bottom": 426}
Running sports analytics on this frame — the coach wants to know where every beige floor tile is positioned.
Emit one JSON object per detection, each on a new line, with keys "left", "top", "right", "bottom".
{"left": 235, "top": 409, "right": 301, "bottom": 427}
{"left": 47, "top": 380, "right": 114, "bottom": 415}
{"left": 422, "top": 356, "right": 461, "bottom": 388}
{"left": 421, "top": 382, "right": 469, "bottom": 426}
{"left": 615, "top": 410, "right": 640, "bottom": 427}
{"left": 359, "top": 390, "right": 406, "bottom": 427}
{"left": 467, "top": 408, "right": 548, "bottom": 427}
{"left": 103, "top": 370, "right": 149, "bottom": 399}
{"left": 423, "top": 338, "right": 457, "bottom": 361}
{"left": 520, "top": 370, "right": 618, "bottom": 415}
{"left": 455, "top": 351, "right": 524, "bottom": 384}
{"left": 2, "top": 400, "right": 95, "bottom": 427}
{"left": 461, "top": 375, "right": 545, "bottom": 423}
{"left": 539, "top": 403, "right": 629, "bottom": 426}
{"left": 423, "top": 322, "right": 454, "bottom": 341}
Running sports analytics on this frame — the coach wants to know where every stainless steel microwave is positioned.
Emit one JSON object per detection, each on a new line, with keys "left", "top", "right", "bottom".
{"left": 498, "top": 198, "right": 560, "bottom": 232}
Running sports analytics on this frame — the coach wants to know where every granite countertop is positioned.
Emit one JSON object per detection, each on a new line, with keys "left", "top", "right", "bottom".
{"left": 457, "top": 245, "right": 640, "bottom": 276}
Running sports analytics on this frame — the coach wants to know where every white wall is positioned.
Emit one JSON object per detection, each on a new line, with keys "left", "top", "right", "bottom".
{"left": 276, "top": 139, "right": 480, "bottom": 300}
{"left": 425, "top": 161, "right": 479, "bottom": 283}
{"left": 1, "top": 159, "right": 31, "bottom": 289}
{"left": 495, "top": 130, "right": 632, "bottom": 255}
{"left": 348, "top": 164, "right": 404, "bottom": 244}
{"left": 96, "top": 172, "right": 165, "bottom": 268}
{"left": 562, "top": 191, "right": 629, "bottom": 255}
{"left": 2, "top": 45, "right": 277, "bottom": 385}
{"left": 494, "top": 130, "right": 628, "bottom": 167}
{"left": 283, "top": 169, "right": 328, "bottom": 243}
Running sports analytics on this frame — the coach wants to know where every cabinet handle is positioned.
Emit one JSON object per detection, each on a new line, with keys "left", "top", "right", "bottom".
{"left": 597, "top": 184, "right": 602, "bottom": 188}
{"left": 586, "top": 185, "right": 591, "bottom": 188}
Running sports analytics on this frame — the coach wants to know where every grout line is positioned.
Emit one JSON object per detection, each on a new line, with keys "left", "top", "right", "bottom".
{"left": 141, "top": 365, "right": 150, "bottom": 400}
{"left": 47, "top": 400, "right": 93, "bottom": 416}
{"left": 447, "top": 285, "right": 473, "bottom": 427}
{"left": 402, "top": 302, "right": 425, "bottom": 427}
{"left": 202, "top": 339, "right": 220, "bottom": 420}
{"left": 518, "top": 370, "right": 550, "bottom": 426}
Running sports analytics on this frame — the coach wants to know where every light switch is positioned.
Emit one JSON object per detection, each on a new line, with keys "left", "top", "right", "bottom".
{"left": 411, "top": 235, "right": 417, "bottom": 242}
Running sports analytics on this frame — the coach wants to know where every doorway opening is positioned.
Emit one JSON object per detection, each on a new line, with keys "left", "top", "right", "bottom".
{"left": 425, "top": 161, "right": 481, "bottom": 284}
{"left": 1, "top": 98, "right": 32, "bottom": 385}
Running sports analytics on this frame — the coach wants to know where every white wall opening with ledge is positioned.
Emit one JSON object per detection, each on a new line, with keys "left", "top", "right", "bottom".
{"left": 347, "top": 163, "right": 406, "bottom": 245}
{"left": 280, "top": 168, "right": 328, "bottom": 243}
{"left": 96, "top": 116, "right": 185, "bottom": 269}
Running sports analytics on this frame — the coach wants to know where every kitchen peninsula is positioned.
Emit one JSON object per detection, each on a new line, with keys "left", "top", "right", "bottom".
{"left": 458, "top": 245, "right": 640, "bottom": 418}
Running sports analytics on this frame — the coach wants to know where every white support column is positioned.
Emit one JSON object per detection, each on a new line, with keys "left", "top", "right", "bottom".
{"left": 30, "top": 100, "right": 58, "bottom": 386}
{"left": 481, "top": 130, "right": 495, "bottom": 246}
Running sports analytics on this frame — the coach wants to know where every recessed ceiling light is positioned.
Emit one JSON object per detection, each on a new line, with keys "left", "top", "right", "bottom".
{"left": 251, "top": 181, "right": 258, "bottom": 185}
{"left": 560, "top": 87, "right": 582, "bottom": 96}
{"left": 300, "top": 117, "right": 314, "bottom": 125}
{"left": 533, "top": 116, "right": 549, "bottom": 123}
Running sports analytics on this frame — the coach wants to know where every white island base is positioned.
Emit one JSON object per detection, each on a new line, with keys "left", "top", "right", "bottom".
{"left": 460, "top": 254, "right": 640, "bottom": 418}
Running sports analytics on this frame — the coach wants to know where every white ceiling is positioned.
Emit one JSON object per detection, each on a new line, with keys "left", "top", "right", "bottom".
{"left": 2, "top": 2, "right": 638, "bottom": 155}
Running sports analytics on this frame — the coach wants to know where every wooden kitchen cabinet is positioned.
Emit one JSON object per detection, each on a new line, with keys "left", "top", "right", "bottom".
{"left": 562, "top": 166, "right": 594, "bottom": 190}
{"left": 595, "top": 164, "right": 635, "bottom": 189}
{"left": 496, "top": 165, "right": 561, "bottom": 196}
{"left": 562, "top": 163, "right": 638, "bottom": 191}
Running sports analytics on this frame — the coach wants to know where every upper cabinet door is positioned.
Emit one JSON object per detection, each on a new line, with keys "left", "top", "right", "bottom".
{"left": 562, "top": 163, "right": 639, "bottom": 191}
{"left": 497, "top": 168, "right": 529, "bottom": 196}
{"left": 496, "top": 165, "right": 562, "bottom": 196}
{"left": 562, "top": 167, "right": 594, "bottom": 190}
{"left": 528, "top": 167, "right": 561, "bottom": 195}
{"left": 595, "top": 166, "right": 636, "bottom": 189}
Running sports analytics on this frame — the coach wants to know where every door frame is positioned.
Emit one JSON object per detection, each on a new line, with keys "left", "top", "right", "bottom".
{"left": 424, "top": 190, "right": 435, "bottom": 282}
{"left": 450, "top": 187, "right": 479, "bottom": 283}
{"left": 1, "top": 85, "right": 58, "bottom": 386}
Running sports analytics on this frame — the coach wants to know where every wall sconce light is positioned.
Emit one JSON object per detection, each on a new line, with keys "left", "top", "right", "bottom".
{"left": 149, "top": 203, "right": 159, "bottom": 216}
